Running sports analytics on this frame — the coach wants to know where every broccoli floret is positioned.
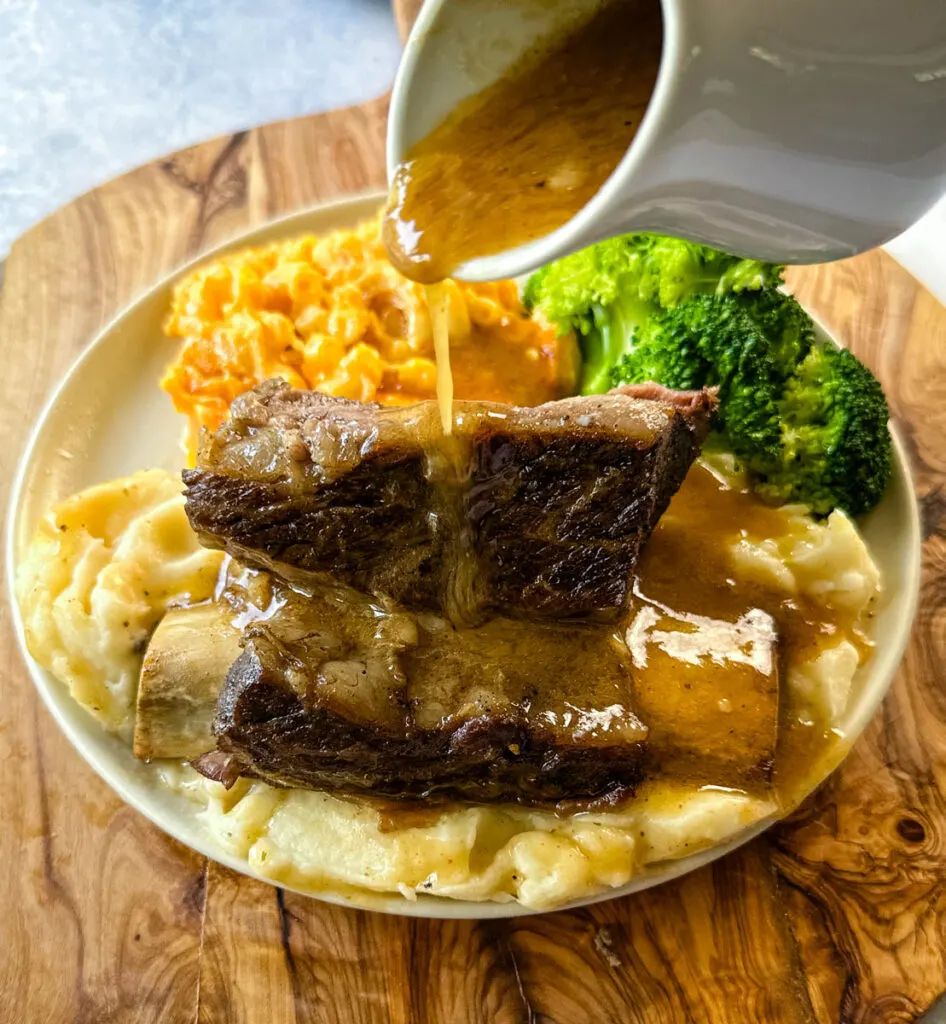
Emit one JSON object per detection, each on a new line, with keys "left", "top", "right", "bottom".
{"left": 716, "top": 258, "right": 785, "bottom": 296}
{"left": 608, "top": 309, "right": 710, "bottom": 392}
{"left": 522, "top": 237, "right": 640, "bottom": 334}
{"left": 578, "top": 296, "right": 653, "bottom": 395}
{"left": 634, "top": 234, "right": 779, "bottom": 308}
{"left": 609, "top": 295, "right": 891, "bottom": 516}
{"left": 523, "top": 234, "right": 784, "bottom": 394}
{"left": 751, "top": 344, "right": 892, "bottom": 517}
{"left": 522, "top": 238, "right": 651, "bottom": 393}
{"left": 735, "top": 290, "right": 815, "bottom": 378}
{"left": 610, "top": 294, "right": 784, "bottom": 462}
{"left": 527, "top": 233, "right": 892, "bottom": 517}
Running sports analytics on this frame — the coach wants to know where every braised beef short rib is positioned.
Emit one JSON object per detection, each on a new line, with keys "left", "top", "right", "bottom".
{"left": 183, "top": 380, "right": 715, "bottom": 623}
{"left": 165, "top": 379, "right": 749, "bottom": 806}
{"left": 203, "top": 581, "right": 650, "bottom": 803}
{"left": 142, "top": 571, "right": 778, "bottom": 804}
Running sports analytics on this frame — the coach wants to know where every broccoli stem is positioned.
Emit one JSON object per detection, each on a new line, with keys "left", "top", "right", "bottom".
{"left": 580, "top": 296, "right": 652, "bottom": 395}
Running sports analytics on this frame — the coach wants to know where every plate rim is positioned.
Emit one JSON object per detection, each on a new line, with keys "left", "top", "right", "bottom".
{"left": 5, "top": 191, "right": 923, "bottom": 919}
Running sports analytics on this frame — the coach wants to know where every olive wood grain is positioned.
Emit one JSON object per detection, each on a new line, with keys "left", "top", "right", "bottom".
{"left": 0, "top": 2, "right": 944, "bottom": 1019}
{"left": 393, "top": 0, "right": 425, "bottom": 42}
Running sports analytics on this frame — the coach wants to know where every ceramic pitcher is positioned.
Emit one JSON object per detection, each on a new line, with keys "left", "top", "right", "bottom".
{"left": 388, "top": 0, "right": 946, "bottom": 281}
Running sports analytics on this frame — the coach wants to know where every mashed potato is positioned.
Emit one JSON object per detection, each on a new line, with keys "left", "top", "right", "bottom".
{"left": 15, "top": 470, "right": 223, "bottom": 735}
{"left": 154, "top": 770, "right": 775, "bottom": 909}
{"left": 16, "top": 461, "right": 881, "bottom": 909}
{"left": 729, "top": 497, "right": 879, "bottom": 724}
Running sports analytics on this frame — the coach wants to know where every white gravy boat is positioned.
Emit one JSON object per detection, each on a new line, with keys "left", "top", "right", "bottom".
{"left": 387, "top": 0, "right": 946, "bottom": 281}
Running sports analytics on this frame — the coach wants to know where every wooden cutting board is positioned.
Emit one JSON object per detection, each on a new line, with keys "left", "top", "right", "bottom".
{"left": 2, "top": 4, "right": 945, "bottom": 1021}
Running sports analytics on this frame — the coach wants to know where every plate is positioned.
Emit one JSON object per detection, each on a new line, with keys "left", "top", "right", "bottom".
{"left": 6, "top": 192, "right": 922, "bottom": 919}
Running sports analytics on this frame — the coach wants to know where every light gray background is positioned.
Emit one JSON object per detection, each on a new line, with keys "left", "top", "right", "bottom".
{"left": 0, "top": 0, "right": 402, "bottom": 254}
{"left": 0, "top": 0, "right": 944, "bottom": 303}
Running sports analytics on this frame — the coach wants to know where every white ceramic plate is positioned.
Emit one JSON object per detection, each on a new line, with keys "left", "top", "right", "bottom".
{"left": 7, "top": 192, "right": 922, "bottom": 919}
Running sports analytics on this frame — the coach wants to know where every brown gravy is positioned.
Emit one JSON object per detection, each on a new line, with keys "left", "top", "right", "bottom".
{"left": 207, "top": 460, "right": 869, "bottom": 824}
{"left": 634, "top": 462, "right": 868, "bottom": 809}
{"left": 351, "top": 462, "right": 869, "bottom": 827}
{"left": 383, "top": 0, "right": 663, "bottom": 283}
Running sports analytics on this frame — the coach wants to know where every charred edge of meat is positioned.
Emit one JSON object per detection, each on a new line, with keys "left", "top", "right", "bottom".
{"left": 181, "top": 465, "right": 443, "bottom": 610}
{"left": 202, "top": 641, "right": 648, "bottom": 805}
{"left": 183, "top": 382, "right": 717, "bottom": 623}
{"left": 464, "top": 410, "right": 703, "bottom": 618}
{"left": 190, "top": 750, "right": 244, "bottom": 789}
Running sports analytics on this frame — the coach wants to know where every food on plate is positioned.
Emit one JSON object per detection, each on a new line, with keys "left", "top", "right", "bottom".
{"left": 15, "top": 214, "right": 893, "bottom": 910}
{"left": 169, "top": 567, "right": 778, "bottom": 800}
{"left": 625, "top": 603, "right": 779, "bottom": 786}
{"left": 746, "top": 343, "right": 892, "bottom": 516}
{"left": 525, "top": 234, "right": 892, "bottom": 516}
{"left": 523, "top": 234, "right": 785, "bottom": 393}
{"left": 178, "top": 575, "right": 654, "bottom": 802}
{"left": 181, "top": 379, "right": 715, "bottom": 622}
{"left": 135, "top": 602, "right": 241, "bottom": 760}
{"left": 15, "top": 470, "right": 223, "bottom": 734}
{"left": 179, "top": 773, "right": 774, "bottom": 909}
{"left": 18, "top": 449, "right": 880, "bottom": 908}
{"left": 161, "top": 215, "right": 577, "bottom": 459}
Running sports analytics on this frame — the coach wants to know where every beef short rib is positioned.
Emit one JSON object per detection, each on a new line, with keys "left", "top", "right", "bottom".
{"left": 211, "top": 581, "right": 649, "bottom": 804}
{"left": 183, "top": 380, "right": 715, "bottom": 622}
{"left": 163, "top": 571, "right": 778, "bottom": 803}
